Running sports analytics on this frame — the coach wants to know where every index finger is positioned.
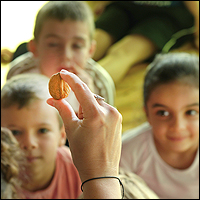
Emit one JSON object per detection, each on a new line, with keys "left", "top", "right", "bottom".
{"left": 60, "top": 69, "right": 100, "bottom": 117}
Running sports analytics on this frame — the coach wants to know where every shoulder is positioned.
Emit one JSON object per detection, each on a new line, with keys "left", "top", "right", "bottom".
{"left": 7, "top": 52, "right": 39, "bottom": 80}
{"left": 120, "top": 122, "right": 153, "bottom": 171}
{"left": 55, "top": 146, "right": 82, "bottom": 198}
{"left": 86, "top": 58, "right": 115, "bottom": 106}
{"left": 86, "top": 58, "right": 115, "bottom": 89}
{"left": 122, "top": 122, "right": 152, "bottom": 144}
{"left": 56, "top": 146, "right": 73, "bottom": 164}
{"left": 121, "top": 122, "right": 152, "bottom": 156}
{"left": 55, "top": 146, "right": 81, "bottom": 188}
{"left": 9, "top": 52, "right": 34, "bottom": 69}
{"left": 86, "top": 58, "right": 112, "bottom": 79}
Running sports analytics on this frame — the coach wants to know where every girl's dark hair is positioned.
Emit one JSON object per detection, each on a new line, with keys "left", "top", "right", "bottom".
{"left": 143, "top": 52, "right": 199, "bottom": 106}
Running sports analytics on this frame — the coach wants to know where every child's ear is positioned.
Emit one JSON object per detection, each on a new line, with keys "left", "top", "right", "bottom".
{"left": 27, "top": 39, "right": 38, "bottom": 57}
{"left": 58, "top": 125, "right": 67, "bottom": 147}
{"left": 88, "top": 39, "right": 96, "bottom": 58}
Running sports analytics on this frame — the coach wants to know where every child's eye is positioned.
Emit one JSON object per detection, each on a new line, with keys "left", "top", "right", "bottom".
{"left": 156, "top": 110, "right": 169, "bottom": 117}
{"left": 186, "top": 110, "right": 198, "bottom": 116}
{"left": 73, "top": 43, "right": 83, "bottom": 49}
{"left": 48, "top": 43, "right": 59, "bottom": 47}
{"left": 11, "top": 130, "right": 21, "bottom": 136}
{"left": 38, "top": 128, "right": 49, "bottom": 134}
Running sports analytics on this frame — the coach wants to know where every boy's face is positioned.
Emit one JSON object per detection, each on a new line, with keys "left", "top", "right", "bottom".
{"left": 145, "top": 82, "right": 199, "bottom": 154}
{"left": 30, "top": 19, "right": 96, "bottom": 78}
{"left": 1, "top": 100, "right": 66, "bottom": 180}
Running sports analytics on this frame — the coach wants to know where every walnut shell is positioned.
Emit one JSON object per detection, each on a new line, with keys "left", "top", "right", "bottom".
{"left": 49, "top": 72, "right": 71, "bottom": 100}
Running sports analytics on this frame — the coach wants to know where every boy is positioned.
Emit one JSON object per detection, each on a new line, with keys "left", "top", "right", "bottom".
{"left": 1, "top": 73, "right": 82, "bottom": 199}
{"left": 6, "top": 1, "right": 115, "bottom": 108}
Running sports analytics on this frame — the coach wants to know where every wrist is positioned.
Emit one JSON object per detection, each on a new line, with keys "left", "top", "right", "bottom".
{"left": 78, "top": 165, "right": 119, "bottom": 182}
{"left": 82, "top": 177, "right": 123, "bottom": 199}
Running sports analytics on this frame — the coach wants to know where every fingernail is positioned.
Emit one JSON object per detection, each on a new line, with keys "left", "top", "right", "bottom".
{"left": 46, "top": 98, "right": 55, "bottom": 106}
{"left": 60, "top": 69, "right": 69, "bottom": 74}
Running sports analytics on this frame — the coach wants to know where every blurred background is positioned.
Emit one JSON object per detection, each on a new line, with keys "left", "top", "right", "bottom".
{"left": 1, "top": 1, "right": 47, "bottom": 51}
{"left": 1, "top": 1, "right": 47, "bottom": 86}
{"left": 1, "top": 1, "right": 198, "bottom": 132}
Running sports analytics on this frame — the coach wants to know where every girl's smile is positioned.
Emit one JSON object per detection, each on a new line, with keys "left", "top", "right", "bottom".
{"left": 146, "top": 81, "right": 199, "bottom": 154}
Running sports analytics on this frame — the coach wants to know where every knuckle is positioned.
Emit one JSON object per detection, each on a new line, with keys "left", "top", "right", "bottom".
{"left": 90, "top": 108, "right": 107, "bottom": 126}
{"left": 74, "top": 81, "right": 88, "bottom": 91}
{"left": 108, "top": 106, "right": 122, "bottom": 122}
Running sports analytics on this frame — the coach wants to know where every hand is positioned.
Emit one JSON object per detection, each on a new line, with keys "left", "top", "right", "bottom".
{"left": 72, "top": 64, "right": 95, "bottom": 93}
{"left": 47, "top": 69, "right": 122, "bottom": 182}
{"left": 65, "top": 62, "right": 95, "bottom": 93}
{"left": 1, "top": 48, "right": 13, "bottom": 64}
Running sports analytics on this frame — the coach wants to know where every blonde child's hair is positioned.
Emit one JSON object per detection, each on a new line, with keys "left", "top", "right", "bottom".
{"left": 34, "top": 1, "right": 95, "bottom": 41}
{"left": 1, "top": 127, "right": 25, "bottom": 199}
{"left": 1, "top": 73, "right": 63, "bottom": 129}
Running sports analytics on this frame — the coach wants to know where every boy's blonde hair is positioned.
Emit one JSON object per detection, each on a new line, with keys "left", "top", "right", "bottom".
{"left": 34, "top": 1, "right": 95, "bottom": 41}
{"left": 1, "top": 73, "right": 63, "bottom": 129}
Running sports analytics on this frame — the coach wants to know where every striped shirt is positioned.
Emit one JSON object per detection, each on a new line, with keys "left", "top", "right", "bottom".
{"left": 7, "top": 52, "right": 115, "bottom": 106}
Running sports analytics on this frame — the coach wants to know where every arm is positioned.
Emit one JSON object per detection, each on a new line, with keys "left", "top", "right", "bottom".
{"left": 184, "top": 1, "right": 199, "bottom": 49}
{"left": 47, "top": 69, "right": 122, "bottom": 199}
{"left": 87, "top": 1, "right": 113, "bottom": 18}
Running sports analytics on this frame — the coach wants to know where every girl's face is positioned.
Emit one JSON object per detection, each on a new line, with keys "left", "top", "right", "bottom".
{"left": 1, "top": 100, "right": 66, "bottom": 187}
{"left": 145, "top": 81, "right": 199, "bottom": 154}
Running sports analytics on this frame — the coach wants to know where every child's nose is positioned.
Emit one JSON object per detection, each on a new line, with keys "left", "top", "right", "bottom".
{"left": 60, "top": 49, "right": 74, "bottom": 71}
{"left": 169, "top": 115, "right": 186, "bottom": 133}
{"left": 21, "top": 133, "right": 38, "bottom": 150}
{"left": 64, "top": 47, "right": 73, "bottom": 60}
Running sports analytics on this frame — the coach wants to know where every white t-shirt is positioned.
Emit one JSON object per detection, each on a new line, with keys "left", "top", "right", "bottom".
{"left": 120, "top": 122, "right": 199, "bottom": 199}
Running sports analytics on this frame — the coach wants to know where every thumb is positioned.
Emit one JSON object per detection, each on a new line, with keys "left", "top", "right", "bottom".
{"left": 46, "top": 98, "right": 78, "bottom": 132}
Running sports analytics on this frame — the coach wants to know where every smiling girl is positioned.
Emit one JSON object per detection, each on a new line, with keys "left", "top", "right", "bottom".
{"left": 120, "top": 52, "right": 199, "bottom": 199}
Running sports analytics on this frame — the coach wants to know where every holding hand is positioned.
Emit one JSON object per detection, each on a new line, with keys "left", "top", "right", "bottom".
{"left": 47, "top": 69, "right": 122, "bottom": 199}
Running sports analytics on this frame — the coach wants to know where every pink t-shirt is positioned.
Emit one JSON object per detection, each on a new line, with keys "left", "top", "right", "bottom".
{"left": 19, "top": 146, "right": 82, "bottom": 199}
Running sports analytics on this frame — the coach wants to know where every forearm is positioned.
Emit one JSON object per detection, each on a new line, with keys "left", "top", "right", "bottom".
{"left": 47, "top": 70, "right": 123, "bottom": 199}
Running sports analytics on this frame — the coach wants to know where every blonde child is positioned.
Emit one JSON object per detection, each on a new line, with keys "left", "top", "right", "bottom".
{"left": 1, "top": 73, "right": 82, "bottom": 199}
{"left": 7, "top": 1, "right": 115, "bottom": 108}
{"left": 120, "top": 52, "right": 199, "bottom": 199}
{"left": 1, "top": 127, "right": 26, "bottom": 199}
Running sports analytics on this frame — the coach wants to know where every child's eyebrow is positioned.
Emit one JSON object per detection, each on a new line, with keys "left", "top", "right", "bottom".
{"left": 44, "top": 34, "right": 61, "bottom": 39}
{"left": 44, "top": 34, "right": 87, "bottom": 42}
{"left": 186, "top": 103, "right": 199, "bottom": 107}
{"left": 73, "top": 36, "right": 87, "bottom": 42}
{"left": 152, "top": 103, "right": 167, "bottom": 108}
{"left": 152, "top": 103, "right": 199, "bottom": 108}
